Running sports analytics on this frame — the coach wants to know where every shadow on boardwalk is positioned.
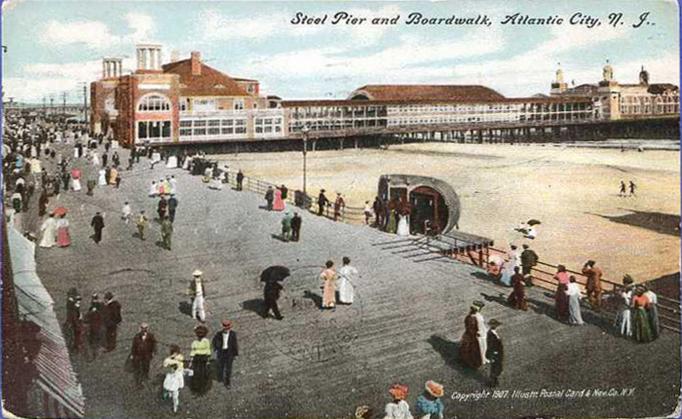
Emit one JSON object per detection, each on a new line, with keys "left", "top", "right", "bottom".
{"left": 427, "top": 335, "right": 488, "bottom": 385}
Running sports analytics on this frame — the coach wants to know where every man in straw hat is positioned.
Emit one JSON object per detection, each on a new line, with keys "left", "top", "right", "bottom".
{"left": 212, "top": 320, "right": 239, "bottom": 389}
{"left": 486, "top": 319, "right": 504, "bottom": 387}
{"left": 188, "top": 270, "right": 207, "bottom": 322}
{"left": 415, "top": 380, "right": 445, "bottom": 418}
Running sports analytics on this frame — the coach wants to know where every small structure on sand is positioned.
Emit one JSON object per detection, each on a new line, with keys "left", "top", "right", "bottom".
{"left": 378, "top": 174, "right": 460, "bottom": 235}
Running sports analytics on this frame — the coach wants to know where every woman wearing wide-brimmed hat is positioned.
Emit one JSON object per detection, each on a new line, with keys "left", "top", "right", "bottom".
{"left": 415, "top": 380, "right": 444, "bottom": 419}
{"left": 189, "top": 324, "right": 212, "bottom": 395}
{"left": 384, "top": 383, "right": 413, "bottom": 419}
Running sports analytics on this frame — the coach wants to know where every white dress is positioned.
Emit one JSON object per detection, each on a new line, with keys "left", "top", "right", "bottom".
{"left": 337, "top": 265, "right": 357, "bottom": 304}
{"left": 474, "top": 312, "right": 489, "bottom": 364}
{"left": 166, "top": 156, "right": 178, "bottom": 168}
{"left": 72, "top": 177, "right": 82, "bottom": 191}
{"left": 39, "top": 217, "right": 57, "bottom": 248}
{"left": 73, "top": 147, "right": 79, "bottom": 158}
{"left": 92, "top": 153, "right": 100, "bottom": 166}
{"left": 384, "top": 400, "right": 413, "bottom": 419}
{"left": 162, "top": 360, "right": 185, "bottom": 392}
{"left": 170, "top": 179, "right": 177, "bottom": 194}
{"left": 98, "top": 169, "right": 107, "bottom": 186}
{"left": 396, "top": 215, "right": 410, "bottom": 236}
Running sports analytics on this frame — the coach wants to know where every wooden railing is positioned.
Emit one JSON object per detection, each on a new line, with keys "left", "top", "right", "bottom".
{"left": 449, "top": 244, "right": 680, "bottom": 333}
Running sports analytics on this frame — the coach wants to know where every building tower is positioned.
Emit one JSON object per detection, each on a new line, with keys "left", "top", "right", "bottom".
{"left": 639, "top": 65, "right": 650, "bottom": 85}
{"left": 598, "top": 59, "right": 621, "bottom": 120}
{"left": 135, "top": 44, "right": 163, "bottom": 71}
{"left": 550, "top": 63, "right": 568, "bottom": 96}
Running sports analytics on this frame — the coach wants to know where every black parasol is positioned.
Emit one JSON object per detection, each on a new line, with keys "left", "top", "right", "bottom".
{"left": 527, "top": 219, "right": 542, "bottom": 226}
{"left": 260, "top": 266, "right": 291, "bottom": 282}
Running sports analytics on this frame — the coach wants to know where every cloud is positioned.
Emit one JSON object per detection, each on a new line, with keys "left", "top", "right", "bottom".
{"left": 197, "top": 5, "right": 402, "bottom": 46}
{"left": 39, "top": 20, "right": 119, "bottom": 50}
{"left": 6, "top": 57, "right": 138, "bottom": 102}
{"left": 37, "top": 13, "right": 156, "bottom": 51}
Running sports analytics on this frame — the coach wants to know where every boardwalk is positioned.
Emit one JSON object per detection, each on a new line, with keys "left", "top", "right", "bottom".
{"left": 32, "top": 149, "right": 679, "bottom": 419}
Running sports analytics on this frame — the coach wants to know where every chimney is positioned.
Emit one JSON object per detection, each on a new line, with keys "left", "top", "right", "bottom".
{"left": 191, "top": 51, "right": 201, "bottom": 76}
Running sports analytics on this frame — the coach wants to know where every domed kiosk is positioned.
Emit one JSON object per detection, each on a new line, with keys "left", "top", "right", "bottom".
{"left": 378, "top": 174, "right": 461, "bottom": 235}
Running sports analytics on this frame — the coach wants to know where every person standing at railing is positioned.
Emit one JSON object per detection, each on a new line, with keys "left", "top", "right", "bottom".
{"left": 273, "top": 187, "right": 285, "bottom": 211}
{"left": 582, "top": 260, "right": 603, "bottom": 310}
{"left": 236, "top": 170, "right": 244, "bottom": 191}
{"left": 520, "top": 244, "right": 538, "bottom": 287}
{"left": 554, "top": 265, "right": 570, "bottom": 322}
{"left": 507, "top": 267, "right": 527, "bottom": 310}
{"left": 317, "top": 189, "right": 330, "bottom": 216}
{"left": 334, "top": 193, "right": 345, "bottom": 221}
{"left": 615, "top": 275, "right": 634, "bottom": 337}
{"left": 642, "top": 284, "right": 660, "bottom": 339}
{"left": 632, "top": 286, "right": 654, "bottom": 343}
{"left": 566, "top": 276, "right": 584, "bottom": 326}
{"left": 264, "top": 186, "right": 274, "bottom": 211}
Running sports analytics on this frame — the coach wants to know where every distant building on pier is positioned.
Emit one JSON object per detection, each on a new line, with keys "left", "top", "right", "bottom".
{"left": 550, "top": 62, "right": 680, "bottom": 120}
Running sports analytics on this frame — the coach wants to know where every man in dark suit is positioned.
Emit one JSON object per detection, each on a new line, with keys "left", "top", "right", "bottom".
{"left": 102, "top": 292, "right": 122, "bottom": 352}
{"left": 168, "top": 194, "right": 178, "bottom": 223}
{"left": 91, "top": 212, "right": 105, "bottom": 244}
{"left": 485, "top": 319, "right": 504, "bottom": 387}
{"left": 263, "top": 281, "right": 284, "bottom": 320}
{"left": 212, "top": 320, "right": 239, "bottom": 389}
{"left": 291, "top": 212, "right": 302, "bottom": 242}
{"left": 130, "top": 323, "right": 157, "bottom": 387}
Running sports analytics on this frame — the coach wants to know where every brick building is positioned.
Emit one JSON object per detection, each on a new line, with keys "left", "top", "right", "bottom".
{"left": 90, "top": 44, "right": 271, "bottom": 147}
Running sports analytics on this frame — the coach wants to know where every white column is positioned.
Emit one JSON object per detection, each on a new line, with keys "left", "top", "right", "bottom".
{"left": 102, "top": 60, "right": 106, "bottom": 78}
{"left": 137, "top": 49, "right": 143, "bottom": 70}
{"left": 118, "top": 60, "right": 122, "bottom": 77}
{"left": 107, "top": 61, "right": 113, "bottom": 78}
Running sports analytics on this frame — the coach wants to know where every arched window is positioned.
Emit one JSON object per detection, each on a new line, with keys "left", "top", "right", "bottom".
{"left": 137, "top": 94, "right": 171, "bottom": 112}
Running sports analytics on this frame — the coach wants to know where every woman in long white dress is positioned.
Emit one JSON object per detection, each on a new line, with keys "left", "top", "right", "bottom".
{"left": 337, "top": 257, "right": 357, "bottom": 304}
{"left": 396, "top": 214, "right": 410, "bottom": 236}
{"left": 162, "top": 345, "right": 185, "bottom": 414}
{"left": 39, "top": 214, "right": 58, "bottom": 248}
{"left": 71, "top": 172, "right": 82, "bottom": 192}
{"left": 91, "top": 153, "right": 100, "bottom": 167}
{"left": 566, "top": 276, "right": 584, "bottom": 325}
{"left": 98, "top": 169, "right": 107, "bottom": 186}
{"left": 148, "top": 181, "right": 158, "bottom": 197}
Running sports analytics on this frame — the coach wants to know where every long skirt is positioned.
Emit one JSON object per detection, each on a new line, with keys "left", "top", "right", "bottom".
{"left": 567, "top": 293, "right": 584, "bottom": 325}
{"left": 507, "top": 289, "right": 527, "bottom": 310}
{"left": 386, "top": 213, "right": 397, "bottom": 234}
{"left": 615, "top": 309, "right": 631, "bottom": 337}
{"left": 72, "top": 179, "right": 82, "bottom": 191}
{"left": 632, "top": 308, "right": 653, "bottom": 343}
{"left": 458, "top": 332, "right": 482, "bottom": 369}
{"left": 555, "top": 284, "right": 569, "bottom": 321}
{"left": 57, "top": 227, "right": 71, "bottom": 247}
{"left": 189, "top": 355, "right": 211, "bottom": 395}
{"left": 273, "top": 195, "right": 285, "bottom": 211}
{"left": 322, "top": 280, "right": 336, "bottom": 308}
{"left": 337, "top": 277, "right": 354, "bottom": 304}
{"left": 647, "top": 304, "right": 660, "bottom": 339}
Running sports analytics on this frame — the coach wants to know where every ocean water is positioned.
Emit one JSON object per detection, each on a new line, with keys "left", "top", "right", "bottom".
{"left": 559, "top": 138, "right": 680, "bottom": 150}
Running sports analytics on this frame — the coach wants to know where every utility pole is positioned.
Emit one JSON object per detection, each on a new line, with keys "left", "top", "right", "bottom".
{"left": 82, "top": 83, "right": 88, "bottom": 125}
{"left": 42, "top": 96, "right": 46, "bottom": 116}
{"left": 62, "top": 92, "right": 67, "bottom": 120}
{"left": 50, "top": 96, "right": 54, "bottom": 116}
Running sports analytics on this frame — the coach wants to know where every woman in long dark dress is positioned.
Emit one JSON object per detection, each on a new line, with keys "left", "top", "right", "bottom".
{"left": 189, "top": 325, "right": 212, "bottom": 395}
{"left": 554, "top": 265, "right": 570, "bottom": 322}
{"left": 632, "top": 287, "right": 654, "bottom": 343}
{"left": 507, "top": 266, "right": 528, "bottom": 310}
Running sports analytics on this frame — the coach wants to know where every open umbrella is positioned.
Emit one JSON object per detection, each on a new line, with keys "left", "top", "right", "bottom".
{"left": 52, "top": 206, "right": 68, "bottom": 217}
{"left": 527, "top": 219, "right": 542, "bottom": 226}
{"left": 260, "top": 266, "right": 290, "bottom": 282}
{"left": 70, "top": 168, "right": 81, "bottom": 179}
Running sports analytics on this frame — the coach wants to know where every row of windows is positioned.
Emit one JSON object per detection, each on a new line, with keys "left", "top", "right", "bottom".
{"left": 179, "top": 118, "right": 247, "bottom": 137}
{"left": 254, "top": 117, "right": 283, "bottom": 134}
{"left": 137, "top": 120, "right": 171, "bottom": 140}
{"left": 138, "top": 95, "right": 171, "bottom": 112}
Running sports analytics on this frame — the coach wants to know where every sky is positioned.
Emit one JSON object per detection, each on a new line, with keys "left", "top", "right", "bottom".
{"left": 1, "top": 0, "right": 679, "bottom": 103}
